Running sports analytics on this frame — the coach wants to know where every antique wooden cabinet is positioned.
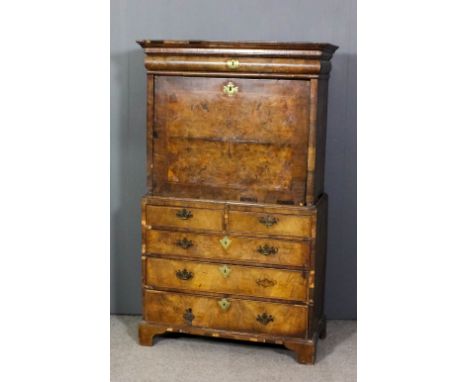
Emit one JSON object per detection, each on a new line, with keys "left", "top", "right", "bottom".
{"left": 137, "top": 40, "right": 337, "bottom": 364}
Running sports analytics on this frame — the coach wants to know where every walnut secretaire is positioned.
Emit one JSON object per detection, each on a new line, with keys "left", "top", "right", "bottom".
{"left": 137, "top": 40, "right": 337, "bottom": 364}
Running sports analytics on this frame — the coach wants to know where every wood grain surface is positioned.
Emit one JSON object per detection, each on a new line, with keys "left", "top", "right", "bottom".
{"left": 153, "top": 76, "right": 309, "bottom": 205}
{"left": 143, "top": 289, "right": 308, "bottom": 337}
{"left": 145, "top": 229, "right": 311, "bottom": 268}
{"left": 146, "top": 204, "right": 224, "bottom": 231}
{"left": 144, "top": 257, "right": 309, "bottom": 301}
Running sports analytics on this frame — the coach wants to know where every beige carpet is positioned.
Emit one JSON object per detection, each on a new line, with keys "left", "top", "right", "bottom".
{"left": 111, "top": 315, "right": 356, "bottom": 382}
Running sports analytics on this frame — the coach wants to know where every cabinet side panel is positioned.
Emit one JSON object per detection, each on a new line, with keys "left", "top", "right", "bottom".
{"left": 146, "top": 74, "right": 155, "bottom": 192}
{"left": 310, "top": 194, "right": 328, "bottom": 335}
{"left": 306, "top": 80, "right": 318, "bottom": 205}
{"left": 313, "top": 79, "right": 330, "bottom": 201}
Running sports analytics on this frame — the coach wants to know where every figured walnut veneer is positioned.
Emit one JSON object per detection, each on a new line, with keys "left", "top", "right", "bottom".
{"left": 146, "top": 229, "right": 311, "bottom": 268}
{"left": 143, "top": 289, "right": 308, "bottom": 337}
{"left": 145, "top": 257, "right": 309, "bottom": 301}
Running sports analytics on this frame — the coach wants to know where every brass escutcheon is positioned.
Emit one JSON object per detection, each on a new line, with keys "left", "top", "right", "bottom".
{"left": 226, "top": 59, "right": 240, "bottom": 69}
{"left": 219, "top": 264, "right": 231, "bottom": 278}
{"left": 218, "top": 298, "right": 231, "bottom": 311}
{"left": 219, "top": 235, "right": 232, "bottom": 250}
{"left": 223, "top": 81, "right": 238, "bottom": 96}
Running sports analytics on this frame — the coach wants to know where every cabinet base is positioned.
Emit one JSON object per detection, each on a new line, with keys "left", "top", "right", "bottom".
{"left": 138, "top": 320, "right": 323, "bottom": 364}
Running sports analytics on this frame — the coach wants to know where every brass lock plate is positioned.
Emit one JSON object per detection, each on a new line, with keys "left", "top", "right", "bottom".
{"left": 218, "top": 298, "right": 231, "bottom": 311}
{"left": 219, "top": 235, "right": 232, "bottom": 250}
{"left": 219, "top": 264, "right": 231, "bottom": 278}
{"left": 223, "top": 81, "right": 238, "bottom": 96}
{"left": 226, "top": 59, "right": 240, "bottom": 69}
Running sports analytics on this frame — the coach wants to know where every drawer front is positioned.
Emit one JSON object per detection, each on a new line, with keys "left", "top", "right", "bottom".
{"left": 228, "top": 211, "right": 314, "bottom": 238}
{"left": 145, "top": 55, "right": 321, "bottom": 75}
{"left": 144, "top": 289, "right": 307, "bottom": 338}
{"left": 146, "top": 205, "right": 223, "bottom": 232}
{"left": 145, "top": 258, "right": 308, "bottom": 301}
{"left": 153, "top": 76, "right": 309, "bottom": 205}
{"left": 146, "top": 230, "right": 310, "bottom": 267}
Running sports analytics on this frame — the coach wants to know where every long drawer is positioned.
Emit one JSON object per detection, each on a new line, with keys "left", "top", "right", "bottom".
{"left": 143, "top": 289, "right": 307, "bottom": 338}
{"left": 145, "top": 229, "right": 311, "bottom": 267}
{"left": 144, "top": 257, "right": 308, "bottom": 302}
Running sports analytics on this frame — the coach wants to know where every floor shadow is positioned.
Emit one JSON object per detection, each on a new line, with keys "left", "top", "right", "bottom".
{"left": 113, "top": 314, "right": 141, "bottom": 344}
{"left": 315, "top": 320, "right": 356, "bottom": 363}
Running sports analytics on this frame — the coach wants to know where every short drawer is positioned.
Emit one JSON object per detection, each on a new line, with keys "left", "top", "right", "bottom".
{"left": 146, "top": 205, "right": 223, "bottom": 232}
{"left": 146, "top": 229, "right": 311, "bottom": 267}
{"left": 228, "top": 210, "right": 314, "bottom": 238}
{"left": 145, "top": 258, "right": 308, "bottom": 302}
{"left": 143, "top": 289, "right": 307, "bottom": 338}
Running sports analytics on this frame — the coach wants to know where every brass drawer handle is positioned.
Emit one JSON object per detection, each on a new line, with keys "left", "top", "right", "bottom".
{"left": 257, "top": 244, "right": 278, "bottom": 256}
{"left": 183, "top": 308, "right": 194, "bottom": 325}
{"left": 226, "top": 59, "right": 239, "bottom": 69}
{"left": 175, "top": 268, "right": 193, "bottom": 280}
{"left": 258, "top": 215, "right": 279, "bottom": 227}
{"left": 175, "top": 237, "right": 193, "bottom": 249}
{"left": 256, "top": 278, "right": 277, "bottom": 288}
{"left": 176, "top": 208, "right": 193, "bottom": 220}
{"left": 256, "top": 312, "right": 274, "bottom": 325}
{"left": 218, "top": 298, "right": 231, "bottom": 311}
{"left": 223, "top": 81, "right": 238, "bottom": 96}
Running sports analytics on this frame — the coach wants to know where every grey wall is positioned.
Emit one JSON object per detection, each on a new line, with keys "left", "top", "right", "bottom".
{"left": 111, "top": 0, "right": 356, "bottom": 319}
